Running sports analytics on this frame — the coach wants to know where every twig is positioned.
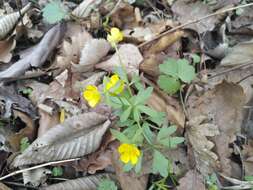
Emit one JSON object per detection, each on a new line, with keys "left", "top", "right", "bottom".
{"left": 138, "top": 2, "right": 253, "bottom": 48}
{"left": 0, "top": 158, "right": 80, "bottom": 181}
{"left": 208, "top": 61, "right": 253, "bottom": 79}
{"left": 3, "top": 181, "right": 39, "bottom": 189}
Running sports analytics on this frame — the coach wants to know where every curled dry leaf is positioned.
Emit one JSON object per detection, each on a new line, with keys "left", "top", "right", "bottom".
{"left": 96, "top": 44, "right": 143, "bottom": 75}
{"left": 53, "top": 23, "right": 92, "bottom": 74}
{"left": 147, "top": 92, "right": 185, "bottom": 128}
{"left": 0, "top": 23, "right": 65, "bottom": 82}
{"left": 72, "top": 0, "right": 102, "bottom": 18}
{"left": 0, "top": 3, "right": 31, "bottom": 40}
{"left": 12, "top": 112, "right": 110, "bottom": 167}
{"left": 177, "top": 170, "right": 205, "bottom": 190}
{"left": 0, "top": 35, "right": 16, "bottom": 63}
{"left": 187, "top": 115, "right": 220, "bottom": 175}
{"left": 41, "top": 174, "right": 111, "bottom": 190}
{"left": 73, "top": 39, "right": 110, "bottom": 73}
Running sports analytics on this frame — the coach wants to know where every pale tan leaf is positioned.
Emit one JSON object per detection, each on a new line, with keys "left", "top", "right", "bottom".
{"left": 0, "top": 182, "right": 12, "bottom": 190}
{"left": 12, "top": 112, "right": 110, "bottom": 167}
{"left": 96, "top": 44, "right": 143, "bottom": 75}
{"left": 0, "top": 36, "right": 16, "bottom": 63}
{"left": 23, "top": 168, "right": 51, "bottom": 187}
{"left": 0, "top": 3, "right": 31, "bottom": 40}
{"left": 72, "top": 0, "right": 102, "bottom": 18}
{"left": 72, "top": 39, "right": 110, "bottom": 73}
{"left": 53, "top": 23, "right": 92, "bottom": 73}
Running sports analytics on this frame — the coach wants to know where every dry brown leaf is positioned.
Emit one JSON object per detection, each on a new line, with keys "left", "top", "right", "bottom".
{"left": 0, "top": 3, "right": 31, "bottom": 40}
{"left": 96, "top": 44, "right": 143, "bottom": 75}
{"left": 0, "top": 182, "right": 12, "bottom": 190}
{"left": 221, "top": 40, "right": 253, "bottom": 66}
{"left": 187, "top": 116, "right": 220, "bottom": 175}
{"left": 177, "top": 170, "right": 205, "bottom": 190}
{"left": 147, "top": 92, "right": 185, "bottom": 128}
{"left": 0, "top": 23, "right": 65, "bottom": 82}
{"left": 0, "top": 36, "right": 16, "bottom": 63}
{"left": 172, "top": 1, "right": 218, "bottom": 33}
{"left": 72, "top": 39, "right": 110, "bottom": 73}
{"left": 42, "top": 174, "right": 111, "bottom": 190}
{"left": 187, "top": 81, "right": 246, "bottom": 176}
{"left": 72, "top": 0, "right": 102, "bottom": 18}
{"left": 23, "top": 168, "right": 51, "bottom": 187}
{"left": 12, "top": 112, "right": 110, "bottom": 167}
{"left": 52, "top": 23, "right": 92, "bottom": 74}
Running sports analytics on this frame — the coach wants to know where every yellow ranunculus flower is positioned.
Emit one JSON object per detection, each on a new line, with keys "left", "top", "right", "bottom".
{"left": 83, "top": 85, "right": 101, "bottom": 107}
{"left": 118, "top": 143, "right": 140, "bottom": 165}
{"left": 105, "top": 74, "right": 124, "bottom": 95}
{"left": 107, "top": 27, "right": 124, "bottom": 46}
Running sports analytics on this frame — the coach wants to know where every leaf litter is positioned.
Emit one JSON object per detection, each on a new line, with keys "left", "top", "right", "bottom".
{"left": 0, "top": 0, "right": 253, "bottom": 189}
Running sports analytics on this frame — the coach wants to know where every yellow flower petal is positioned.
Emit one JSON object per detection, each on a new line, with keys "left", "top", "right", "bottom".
{"left": 130, "top": 155, "right": 138, "bottom": 165}
{"left": 83, "top": 85, "right": 101, "bottom": 107}
{"left": 105, "top": 74, "right": 124, "bottom": 95}
{"left": 107, "top": 27, "right": 124, "bottom": 45}
{"left": 120, "top": 153, "right": 130, "bottom": 164}
{"left": 118, "top": 143, "right": 128, "bottom": 153}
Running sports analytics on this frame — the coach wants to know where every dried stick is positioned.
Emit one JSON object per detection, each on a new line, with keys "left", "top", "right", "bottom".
{"left": 0, "top": 158, "right": 80, "bottom": 181}
{"left": 138, "top": 2, "right": 253, "bottom": 48}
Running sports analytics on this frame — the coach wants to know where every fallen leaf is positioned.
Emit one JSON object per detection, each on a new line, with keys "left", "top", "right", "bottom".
{"left": 0, "top": 182, "right": 12, "bottom": 190}
{"left": 221, "top": 40, "right": 253, "bottom": 66}
{"left": 12, "top": 112, "right": 110, "bottom": 167}
{"left": 177, "top": 170, "right": 205, "bottom": 190}
{"left": 0, "top": 23, "right": 65, "bottom": 82}
{"left": 23, "top": 168, "right": 51, "bottom": 186}
{"left": 172, "top": 1, "right": 218, "bottom": 33}
{"left": 72, "top": 0, "right": 102, "bottom": 18}
{"left": 41, "top": 174, "right": 111, "bottom": 190}
{"left": 0, "top": 36, "right": 16, "bottom": 63}
{"left": 96, "top": 44, "right": 143, "bottom": 75}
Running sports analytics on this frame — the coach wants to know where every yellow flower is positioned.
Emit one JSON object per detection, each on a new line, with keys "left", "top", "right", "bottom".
{"left": 118, "top": 143, "right": 140, "bottom": 165}
{"left": 105, "top": 74, "right": 124, "bottom": 95}
{"left": 107, "top": 27, "right": 124, "bottom": 46}
{"left": 83, "top": 85, "right": 101, "bottom": 107}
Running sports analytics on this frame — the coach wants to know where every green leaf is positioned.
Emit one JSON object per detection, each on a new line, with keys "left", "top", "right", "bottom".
{"left": 138, "top": 105, "right": 159, "bottom": 118}
{"left": 20, "top": 137, "right": 30, "bottom": 152}
{"left": 190, "top": 53, "right": 201, "bottom": 65}
{"left": 159, "top": 58, "right": 178, "bottom": 78}
{"left": 114, "top": 66, "right": 128, "bottom": 83}
{"left": 52, "top": 166, "right": 63, "bottom": 176}
{"left": 134, "top": 152, "right": 143, "bottom": 173}
{"left": 132, "top": 127, "right": 143, "bottom": 144}
{"left": 157, "top": 125, "right": 177, "bottom": 142}
{"left": 160, "top": 137, "right": 184, "bottom": 148}
{"left": 148, "top": 112, "right": 166, "bottom": 126}
{"left": 143, "top": 123, "right": 154, "bottom": 144}
{"left": 152, "top": 150, "right": 169, "bottom": 177}
{"left": 110, "top": 129, "right": 130, "bottom": 143}
{"left": 133, "top": 106, "right": 140, "bottom": 123}
{"left": 134, "top": 87, "right": 153, "bottom": 105}
{"left": 98, "top": 179, "right": 118, "bottom": 190}
{"left": 42, "top": 0, "right": 68, "bottom": 24}
{"left": 177, "top": 59, "right": 196, "bottom": 83}
{"left": 158, "top": 75, "right": 181, "bottom": 94}
{"left": 120, "top": 106, "right": 132, "bottom": 122}
{"left": 245, "top": 176, "right": 253, "bottom": 181}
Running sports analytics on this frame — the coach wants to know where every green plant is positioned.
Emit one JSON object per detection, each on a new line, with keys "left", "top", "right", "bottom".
{"left": 42, "top": 0, "right": 68, "bottom": 24}
{"left": 19, "top": 87, "right": 33, "bottom": 96}
{"left": 158, "top": 58, "right": 196, "bottom": 94}
{"left": 206, "top": 173, "right": 218, "bottom": 190}
{"left": 97, "top": 179, "right": 118, "bottom": 190}
{"left": 20, "top": 137, "right": 30, "bottom": 152}
{"left": 52, "top": 166, "right": 63, "bottom": 177}
{"left": 245, "top": 176, "right": 253, "bottom": 190}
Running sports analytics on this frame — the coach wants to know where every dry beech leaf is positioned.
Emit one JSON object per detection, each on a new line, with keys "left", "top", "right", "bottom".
{"left": 53, "top": 23, "right": 92, "bottom": 74}
{"left": 0, "top": 3, "right": 31, "bottom": 40}
{"left": 12, "top": 112, "right": 110, "bottom": 167}
{"left": 72, "top": 39, "right": 110, "bottom": 73}
{"left": 172, "top": 1, "right": 217, "bottom": 33}
{"left": 221, "top": 40, "right": 253, "bottom": 66}
{"left": 0, "top": 35, "right": 16, "bottom": 63}
{"left": 96, "top": 44, "right": 143, "bottom": 75}
{"left": 74, "top": 72, "right": 106, "bottom": 92}
{"left": 187, "top": 116, "right": 220, "bottom": 175}
{"left": 0, "top": 23, "right": 65, "bottom": 82}
{"left": 41, "top": 174, "right": 111, "bottom": 190}
{"left": 147, "top": 92, "right": 185, "bottom": 128}
{"left": 72, "top": 0, "right": 102, "bottom": 18}
{"left": 177, "top": 170, "right": 205, "bottom": 190}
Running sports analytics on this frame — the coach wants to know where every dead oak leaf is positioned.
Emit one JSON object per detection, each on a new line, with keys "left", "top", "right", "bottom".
{"left": 177, "top": 170, "right": 205, "bottom": 190}
{"left": 0, "top": 36, "right": 16, "bottom": 63}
